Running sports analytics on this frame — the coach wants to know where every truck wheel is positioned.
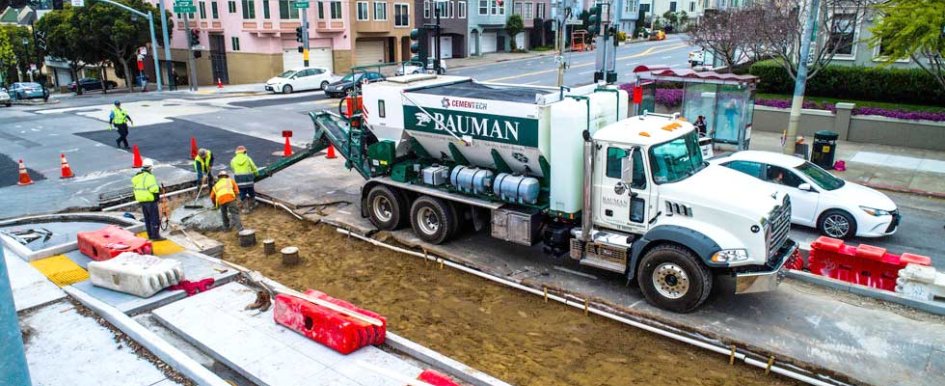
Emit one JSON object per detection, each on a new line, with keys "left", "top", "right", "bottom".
{"left": 410, "top": 196, "right": 456, "bottom": 245}
{"left": 637, "top": 244, "right": 712, "bottom": 313}
{"left": 367, "top": 185, "right": 408, "bottom": 230}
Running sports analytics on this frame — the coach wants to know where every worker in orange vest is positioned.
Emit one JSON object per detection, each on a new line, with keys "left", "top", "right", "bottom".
{"left": 209, "top": 169, "right": 242, "bottom": 231}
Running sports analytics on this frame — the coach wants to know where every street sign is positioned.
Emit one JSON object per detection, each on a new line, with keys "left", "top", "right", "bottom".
{"left": 71, "top": 0, "right": 84, "bottom": 6}
{"left": 174, "top": 5, "right": 197, "bottom": 13}
{"left": 174, "top": 0, "right": 194, "bottom": 5}
{"left": 293, "top": 1, "right": 309, "bottom": 9}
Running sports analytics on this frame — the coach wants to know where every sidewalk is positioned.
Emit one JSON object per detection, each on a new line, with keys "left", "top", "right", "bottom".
{"left": 748, "top": 131, "right": 945, "bottom": 198}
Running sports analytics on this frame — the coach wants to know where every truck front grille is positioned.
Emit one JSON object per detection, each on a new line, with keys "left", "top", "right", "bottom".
{"left": 766, "top": 195, "right": 792, "bottom": 264}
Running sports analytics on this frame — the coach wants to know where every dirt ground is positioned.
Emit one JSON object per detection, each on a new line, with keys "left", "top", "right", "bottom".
{"left": 209, "top": 206, "right": 797, "bottom": 386}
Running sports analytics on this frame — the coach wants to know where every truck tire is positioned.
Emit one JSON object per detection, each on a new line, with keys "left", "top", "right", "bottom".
{"left": 366, "top": 185, "right": 407, "bottom": 230}
{"left": 410, "top": 196, "right": 457, "bottom": 245}
{"left": 636, "top": 244, "right": 712, "bottom": 313}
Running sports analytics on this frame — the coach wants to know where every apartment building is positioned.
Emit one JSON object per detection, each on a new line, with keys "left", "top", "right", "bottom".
{"left": 612, "top": 0, "right": 639, "bottom": 33}
{"left": 639, "top": 0, "right": 703, "bottom": 24}
{"left": 154, "top": 0, "right": 411, "bottom": 85}
{"left": 415, "top": 0, "right": 469, "bottom": 59}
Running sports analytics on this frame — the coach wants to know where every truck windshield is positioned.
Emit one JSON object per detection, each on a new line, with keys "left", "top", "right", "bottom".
{"left": 648, "top": 131, "right": 706, "bottom": 184}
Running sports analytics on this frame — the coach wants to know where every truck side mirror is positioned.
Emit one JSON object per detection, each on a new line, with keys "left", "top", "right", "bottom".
{"left": 621, "top": 148, "right": 636, "bottom": 184}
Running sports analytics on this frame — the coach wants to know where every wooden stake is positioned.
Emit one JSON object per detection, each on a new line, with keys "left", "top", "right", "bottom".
{"left": 543, "top": 287, "right": 548, "bottom": 303}
{"left": 765, "top": 356, "right": 775, "bottom": 374}
{"left": 729, "top": 345, "right": 736, "bottom": 365}
{"left": 263, "top": 239, "right": 276, "bottom": 255}
{"left": 281, "top": 246, "right": 300, "bottom": 266}
{"left": 584, "top": 298, "right": 589, "bottom": 316}
{"left": 238, "top": 229, "right": 256, "bottom": 247}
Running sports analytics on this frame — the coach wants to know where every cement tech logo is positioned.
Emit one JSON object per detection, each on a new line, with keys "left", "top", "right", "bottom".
{"left": 441, "top": 98, "right": 451, "bottom": 108}
{"left": 440, "top": 97, "right": 488, "bottom": 110}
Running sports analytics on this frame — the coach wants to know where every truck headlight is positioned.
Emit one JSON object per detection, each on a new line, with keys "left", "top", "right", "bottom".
{"left": 859, "top": 206, "right": 890, "bottom": 217}
{"left": 711, "top": 249, "right": 750, "bottom": 264}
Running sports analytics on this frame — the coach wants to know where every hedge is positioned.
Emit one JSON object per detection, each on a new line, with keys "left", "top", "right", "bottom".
{"left": 749, "top": 60, "right": 945, "bottom": 106}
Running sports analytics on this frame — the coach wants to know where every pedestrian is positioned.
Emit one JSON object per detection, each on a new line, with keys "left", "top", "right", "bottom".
{"left": 109, "top": 100, "right": 134, "bottom": 149}
{"left": 210, "top": 170, "right": 242, "bottom": 231}
{"left": 131, "top": 159, "right": 164, "bottom": 241}
{"left": 230, "top": 145, "right": 259, "bottom": 213}
{"left": 694, "top": 115, "right": 708, "bottom": 137}
{"left": 194, "top": 148, "right": 214, "bottom": 188}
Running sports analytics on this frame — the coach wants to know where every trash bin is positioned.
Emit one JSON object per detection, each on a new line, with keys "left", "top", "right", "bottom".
{"left": 811, "top": 130, "right": 839, "bottom": 169}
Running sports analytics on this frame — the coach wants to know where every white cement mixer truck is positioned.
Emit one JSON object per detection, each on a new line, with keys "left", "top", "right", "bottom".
{"left": 309, "top": 74, "right": 797, "bottom": 312}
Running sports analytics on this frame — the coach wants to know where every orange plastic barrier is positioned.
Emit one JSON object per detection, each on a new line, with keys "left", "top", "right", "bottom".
{"left": 808, "top": 236, "right": 931, "bottom": 291}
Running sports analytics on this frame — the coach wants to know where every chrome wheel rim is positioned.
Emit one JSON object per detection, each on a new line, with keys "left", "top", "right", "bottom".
{"left": 416, "top": 207, "right": 439, "bottom": 235}
{"left": 824, "top": 214, "right": 850, "bottom": 238}
{"left": 652, "top": 263, "right": 690, "bottom": 300}
{"left": 371, "top": 195, "right": 393, "bottom": 223}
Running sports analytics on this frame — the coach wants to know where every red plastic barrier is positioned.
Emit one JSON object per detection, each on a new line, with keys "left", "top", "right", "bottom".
{"left": 168, "top": 278, "right": 215, "bottom": 296}
{"left": 273, "top": 289, "right": 386, "bottom": 355}
{"left": 785, "top": 248, "right": 804, "bottom": 271}
{"left": 77, "top": 225, "right": 152, "bottom": 261}
{"left": 808, "top": 236, "right": 931, "bottom": 291}
{"left": 417, "top": 369, "right": 460, "bottom": 386}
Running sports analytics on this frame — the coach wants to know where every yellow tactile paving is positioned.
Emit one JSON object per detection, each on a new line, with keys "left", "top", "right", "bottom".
{"left": 137, "top": 233, "right": 184, "bottom": 256}
{"left": 30, "top": 255, "right": 89, "bottom": 287}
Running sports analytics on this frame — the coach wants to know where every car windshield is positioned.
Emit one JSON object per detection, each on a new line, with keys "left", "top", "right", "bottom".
{"left": 278, "top": 70, "right": 297, "bottom": 78}
{"left": 648, "top": 130, "right": 706, "bottom": 184}
{"left": 797, "top": 161, "right": 845, "bottom": 190}
{"left": 341, "top": 73, "right": 365, "bottom": 82}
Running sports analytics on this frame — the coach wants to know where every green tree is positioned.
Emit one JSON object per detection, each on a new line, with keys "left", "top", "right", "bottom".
{"left": 35, "top": 5, "right": 101, "bottom": 95}
{"left": 662, "top": 11, "right": 679, "bottom": 30}
{"left": 0, "top": 32, "right": 15, "bottom": 85}
{"left": 869, "top": 0, "right": 945, "bottom": 92}
{"left": 0, "top": 25, "right": 37, "bottom": 82}
{"left": 506, "top": 14, "right": 525, "bottom": 51}
{"left": 84, "top": 0, "right": 173, "bottom": 91}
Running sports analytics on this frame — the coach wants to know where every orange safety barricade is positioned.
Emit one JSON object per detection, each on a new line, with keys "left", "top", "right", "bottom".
{"left": 808, "top": 236, "right": 931, "bottom": 291}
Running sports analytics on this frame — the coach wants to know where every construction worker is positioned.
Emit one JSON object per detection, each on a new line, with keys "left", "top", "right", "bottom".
{"left": 230, "top": 145, "right": 259, "bottom": 212}
{"left": 131, "top": 159, "right": 164, "bottom": 241}
{"left": 109, "top": 100, "right": 134, "bottom": 149}
{"left": 194, "top": 148, "right": 214, "bottom": 188}
{"left": 210, "top": 170, "right": 242, "bottom": 231}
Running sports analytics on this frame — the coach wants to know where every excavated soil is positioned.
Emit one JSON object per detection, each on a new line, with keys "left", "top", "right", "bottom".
{"left": 210, "top": 207, "right": 796, "bottom": 386}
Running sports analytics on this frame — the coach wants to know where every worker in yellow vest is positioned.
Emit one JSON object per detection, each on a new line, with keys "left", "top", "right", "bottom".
{"left": 230, "top": 145, "right": 259, "bottom": 213}
{"left": 131, "top": 159, "right": 164, "bottom": 240}
{"left": 210, "top": 170, "right": 242, "bottom": 231}
{"left": 109, "top": 100, "right": 134, "bottom": 149}
{"left": 194, "top": 148, "right": 214, "bottom": 188}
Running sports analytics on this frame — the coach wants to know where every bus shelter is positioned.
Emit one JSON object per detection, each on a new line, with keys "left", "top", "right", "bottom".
{"left": 629, "top": 65, "right": 758, "bottom": 150}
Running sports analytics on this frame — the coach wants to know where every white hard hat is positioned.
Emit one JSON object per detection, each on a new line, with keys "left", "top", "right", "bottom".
{"left": 142, "top": 159, "right": 154, "bottom": 169}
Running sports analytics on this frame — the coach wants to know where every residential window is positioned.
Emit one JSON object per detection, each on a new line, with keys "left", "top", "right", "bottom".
{"left": 459, "top": 1, "right": 466, "bottom": 18}
{"left": 624, "top": 0, "right": 633, "bottom": 13}
{"left": 231, "top": 36, "right": 240, "bottom": 51}
{"left": 211, "top": 1, "right": 219, "bottom": 18}
{"left": 318, "top": 2, "right": 324, "bottom": 18}
{"left": 199, "top": 2, "right": 207, "bottom": 18}
{"left": 491, "top": 0, "right": 503, "bottom": 15}
{"left": 535, "top": 2, "right": 543, "bottom": 19}
{"left": 423, "top": 0, "right": 430, "bottom": 18}
{"left": 669, "top": 1, "right": 676, "bottom": 12}
{"left": 331, "top": 1, "right": 342, "bottom": 19}
{"left": 279, "top": 0, "right": 299, "bottom": 18}
{"left": 479, "top": 0, "right": 487, "bottom": 15}
{"left": 262, "top": 0, "right": 270, "bottom": 18}
{"left": 827, "top": 13, "right": 856, "bottom": 56}
{"left": 374, "top": 1, "right": 387, "bottom": 20}
{"left": 242, "top": 0, "right": 255, "bottom": 19}
{"left": 690, "top": 1, "right": 695, "bottom": 12}
{"left": 228, "top": 0, "right": 236, "bottom": 13}
{"left": 639, "top": 3, "right": 649, "bottom": 13}
{"left": 523, "top": 1, "right": 531, "bottom": 19}
{"left": 395, "top": 3, "right": 409, "bottom": 26}
{"left": 357, "top": 1, "right": 369, "bottom": 20}
{"left": 434, "top": 1, "right": 449, "bottom": 17}
{"left": 448, "top": 1, "right": 454, "bottom": 17}
{"left": 513, "top": 1, "right": 521, "bottom": 15}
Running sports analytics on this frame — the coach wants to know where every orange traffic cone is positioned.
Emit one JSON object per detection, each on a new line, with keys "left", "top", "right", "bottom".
{"left": 326, "top": 145, "right": 337, "bottom": 159}
{"left": 190, "top": 137, "right": 198, "bottom": 159}
{"left": 60, "top": 154, "right": 75, "bottom": 179}
{"left": 217, "top": 78, "right": 223, "bottom": 89}
{"left": 132, "top": 144, "right": 143, "bottom": 168}
{"left": 283, "top": 137, "right": 293, "bottom": 157}
{"left": 17, "top": 159, "right": 33, "bottom": 186}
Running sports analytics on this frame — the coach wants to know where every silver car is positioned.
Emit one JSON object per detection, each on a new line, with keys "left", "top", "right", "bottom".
{"left": 0, "top": 88, "right": 11, "bottom": 107}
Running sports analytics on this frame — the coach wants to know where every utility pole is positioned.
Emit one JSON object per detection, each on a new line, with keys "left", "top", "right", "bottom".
{"left": 784, "top": 0, "right": 820, "bottom": 155}
{"left": 434, "top": 0, "right": 442, "bottom": 73}
{"left": 302, "top": 6, "right": 310, "bottom": 67}
{"left": 184, "top": 13, "right": 198, "bottom": 91}
{"left": 555, "top": 0, "right": 570, "bottom": 87}
{"left": 158, "top": 0, "right": 175, "bottom": 90}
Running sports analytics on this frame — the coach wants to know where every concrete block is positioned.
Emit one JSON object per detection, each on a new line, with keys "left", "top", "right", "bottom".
{"left": 897, "top": 264, "right": 945, "bottom": 302}
{"left": 88, "top": 252, "right": 183, "bottom": 298}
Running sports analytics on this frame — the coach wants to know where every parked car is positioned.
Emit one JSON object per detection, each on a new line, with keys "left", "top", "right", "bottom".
{"left": 69, "top": 78, "right": 118, "bottom": 92}
{"left": 395, "top": 60, "right": 448, "bottom": 76}
{"left": 323, "top": 72, "right": 385, "bottom": 98}
{"left": 9, "top": 82, "right": 47, "bottom": 100}
{"left": 688, "top": 50, "right": 705, "bottom": 67}
{"left": 712, "top": 151, "right": 900, "bottom": 239}
{"left": 0, "top": 88, "right": 11, "bottom": 107}
{"left": 265, "top": 67, "right": 334, "bottom": 94}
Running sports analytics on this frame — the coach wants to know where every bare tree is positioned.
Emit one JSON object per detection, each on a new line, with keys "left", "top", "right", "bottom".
{"left": 687, "top": 9, "right": 757, "bottom": 72}
{"left": 753, "top": 0, "right": 878, "bottom": 81}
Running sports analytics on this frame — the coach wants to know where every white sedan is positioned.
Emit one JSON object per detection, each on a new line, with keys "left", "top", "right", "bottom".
{"left": 0, "top": 88, "right": 10, "bottom": 107}
{"left": 713, "top": 151, "right": 900, "bottom": 239}
{"left": 265, "top": 67, "right": 334, "bottom": 94}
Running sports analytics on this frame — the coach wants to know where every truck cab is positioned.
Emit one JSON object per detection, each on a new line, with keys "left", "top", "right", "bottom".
{"left": 570, "top": 113, "right": 796, "bottom": 312}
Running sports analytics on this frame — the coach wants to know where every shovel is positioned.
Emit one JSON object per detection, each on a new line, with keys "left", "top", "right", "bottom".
{"left": 184, "top": 176, "right": 207, "bottom": 209}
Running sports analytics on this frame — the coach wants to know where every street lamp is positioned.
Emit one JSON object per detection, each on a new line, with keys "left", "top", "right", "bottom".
{"left": 22, "top": 38, "right": 33, "bottom": 83}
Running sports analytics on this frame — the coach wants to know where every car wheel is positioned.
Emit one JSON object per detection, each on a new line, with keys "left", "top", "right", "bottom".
{"left": 4, "top": 102, "right": 10, "bottom": 107}
{"left": 636, "top": 244, "right": 713, "bottom": 313}
{"left": 282, "top": 84, "right": 293, "bottom": 94}
{"left": 818, "top": 210, "right": 857, "bottom": 240}
{"left": 320, "top": 81, "right": 329, "bottom": 90}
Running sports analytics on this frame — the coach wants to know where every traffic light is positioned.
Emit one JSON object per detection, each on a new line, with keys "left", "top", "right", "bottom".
{"left": 587, "top": 5, "right": 602, "bottom": 36}
{"left": 409, "top": 28, "right": 427, "bottom": 65}
{"left": 189, "top": 29, "right": 200, "bottom": 47}
{"left": 295, "top": 27, "right": 304, "bottom": 43}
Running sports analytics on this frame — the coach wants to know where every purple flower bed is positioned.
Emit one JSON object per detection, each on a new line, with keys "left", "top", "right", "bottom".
{"left": 754, "top": 99, "right": 945, "bottom": 122}
{"left": 655, "top": 88, "right": 683, "bottom": 107}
